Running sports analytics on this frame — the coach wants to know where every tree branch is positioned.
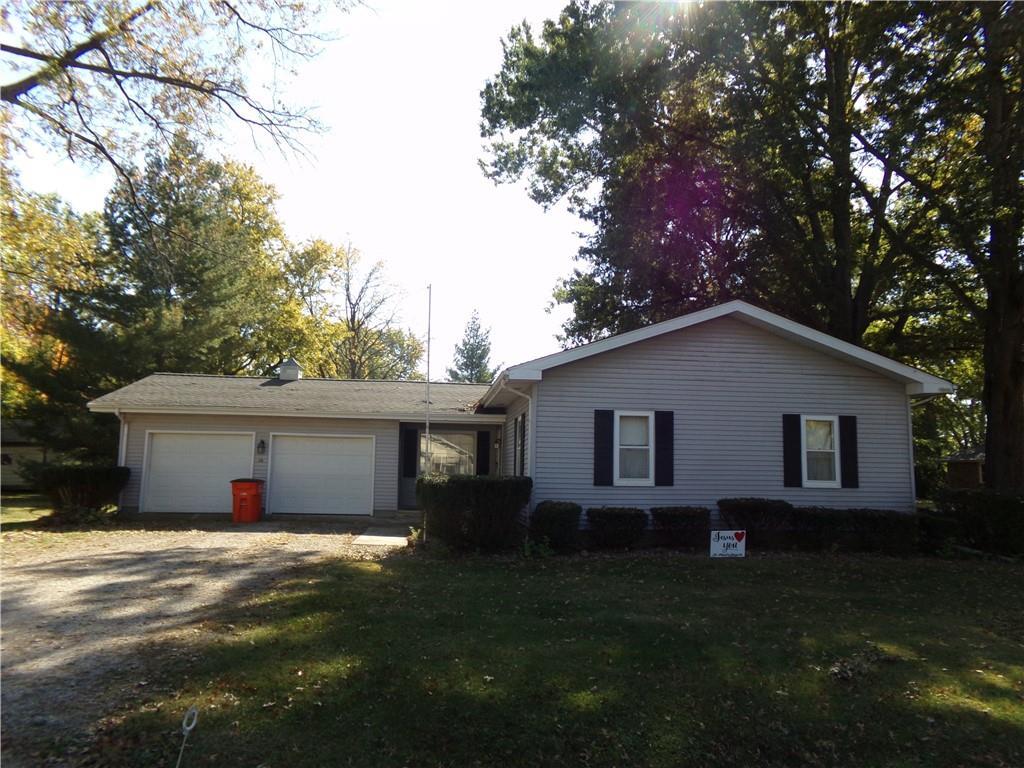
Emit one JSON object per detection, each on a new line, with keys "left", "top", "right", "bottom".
{"left": 1, "top": 2, "right": 155, "bottom": 103}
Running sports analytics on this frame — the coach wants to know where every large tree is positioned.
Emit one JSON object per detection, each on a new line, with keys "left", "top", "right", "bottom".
{"left": 447, "top": 310, "right": 498, "bottom": 383}
{"left": 481, "top": 1, "right": 1022, "bottom": 489}
{"left": 325, "top": 248, "right": 423, "bottom": 380}
{"left": 2, "top": 135, "right": 303, "bottom": 456}
{"left": 2, "top": 0, "right": 346, "bottom": 181}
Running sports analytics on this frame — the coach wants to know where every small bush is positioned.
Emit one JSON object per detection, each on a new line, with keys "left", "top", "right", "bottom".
{"left": 416, "top": 474, "right": 533, "bottom": 552}
{"left": 529, "top": 501, "right": 582, "bottom": 552}
{"left": 917, "top": 514, "right": 962, "bottom": 555}
{"left": 34, "top": 464, "right": 130, "bottom": 524}
{"left": 650, "top": 506, "right": 710, "bottom": 548}
{"left": 793, "top": 507, "right": 918, "bottom": 555}
{"left": 936, "top": 489, "right": 1024, "bottom": 556}
{"left": 586, "top": 507, "right": 647, "bottom": 549}
{"left": 717, "top": 498, "right": 795, "bottom": 530}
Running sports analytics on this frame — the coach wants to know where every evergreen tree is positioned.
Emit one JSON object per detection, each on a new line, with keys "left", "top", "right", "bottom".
{"left": 447, "top": 311, "right": 498, "bottom": 383}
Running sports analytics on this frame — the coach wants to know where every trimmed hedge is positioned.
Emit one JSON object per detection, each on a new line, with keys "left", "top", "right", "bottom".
{"left": 717, "top": 498, "right": 795, "bottom": 530}
{"left": 586, "top": 507, "right": 647, "bottom": 549}
{"left": 793, "top": 507, "right": 918, "bottom": 555}
{"left": 936, "top": 489, "right": 1024, "bottom": 556}
{"left": 35, "top": 464, "right": 130, "bottom": 523}
{"left": 529, "top": 501, "right": 582, "bottom": 552}
{"left": 650, "top": 506, "right": 710, "bottom": 548}
{"left": 416, "top": 474, "right": 533, "bottom": 551}
{"left": 918, "top": 514, "right": 963, "bottom": 555}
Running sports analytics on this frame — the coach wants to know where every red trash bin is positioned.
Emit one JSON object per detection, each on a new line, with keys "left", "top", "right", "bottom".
{"left": 230, "top": 478, "right": 264, "bottom": 523}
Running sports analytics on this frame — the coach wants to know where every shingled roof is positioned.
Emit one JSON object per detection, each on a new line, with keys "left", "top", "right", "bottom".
{"left": 87, "top": 373, "right": 496, "bottom": 421}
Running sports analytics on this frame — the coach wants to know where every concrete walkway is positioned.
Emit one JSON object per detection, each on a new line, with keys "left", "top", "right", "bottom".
{"left": 352, "top": 528, "right": 410, "bottom": 548}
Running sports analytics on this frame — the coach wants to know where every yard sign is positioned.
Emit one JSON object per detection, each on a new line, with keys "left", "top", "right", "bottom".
{"left": 710, "top": 530, "right": 746, "bottom": 558}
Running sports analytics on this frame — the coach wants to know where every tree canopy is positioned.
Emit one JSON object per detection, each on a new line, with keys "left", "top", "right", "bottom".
{"left": 2, "top": 0, "right": 346, "bottom": 181}
{"left": 1, "top": 137, "right": 421, "bottom": 458}
{"left": 447, "top": 310, "right": 498, "bottom": 383}
{"left": 481, "top": 1, "right": 1022, "bottom": 489}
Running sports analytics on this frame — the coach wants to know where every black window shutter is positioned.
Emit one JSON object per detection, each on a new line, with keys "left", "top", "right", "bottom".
{"left": 654, "top": 411, "right": 674, "bottom": 486}
{"left": 594, "top": 410, "right": 614, "bottom": 486}
{"left": 782, "top": 414, "right": 802, "bottom": 487}
{"left": 839, "top": 415, "right": 859, "bottom": 488}
{"left": 401, "top": 428, "right": 418, "bottom": 478}
{"left": 476, "top": 431, "right": 490, "bottom": 476}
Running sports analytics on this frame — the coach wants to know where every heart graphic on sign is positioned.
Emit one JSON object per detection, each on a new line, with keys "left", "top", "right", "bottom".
{"left": 734, "top": 531, "right": 745, "bottom": 542}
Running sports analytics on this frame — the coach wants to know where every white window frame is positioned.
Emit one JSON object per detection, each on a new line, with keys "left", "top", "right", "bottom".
{"left": 613, "top": 410, "right": 655, "bottom": 487}
{"left": 801, "top": 414, "right": 841, "bottom": 488}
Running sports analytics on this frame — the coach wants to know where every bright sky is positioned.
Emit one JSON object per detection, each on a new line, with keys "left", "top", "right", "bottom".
{"left": 13, "top": 0, "right": 588, "bottom": 378}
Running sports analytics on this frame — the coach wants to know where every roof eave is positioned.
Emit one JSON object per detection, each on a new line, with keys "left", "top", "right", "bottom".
{"left": 87, "top": 404, "right": 507, "bottom": 424}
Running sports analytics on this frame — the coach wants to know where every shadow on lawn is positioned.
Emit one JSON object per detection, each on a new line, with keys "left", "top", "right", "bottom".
{"left": 0, "top": 543, "right": 371, "bottom": 764}
{"left": 72, "top": 553, "right": 1024, "bottom": 767}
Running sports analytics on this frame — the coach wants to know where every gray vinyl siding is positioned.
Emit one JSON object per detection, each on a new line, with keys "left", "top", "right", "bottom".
{"left": 120, "top": 413, "right": 399, "bottom": 513}
{"left": 533, "top": 316, "right": 915, "bottom": 513}
{"left": 501, "top": 391, "right": 532, "bottom": 476}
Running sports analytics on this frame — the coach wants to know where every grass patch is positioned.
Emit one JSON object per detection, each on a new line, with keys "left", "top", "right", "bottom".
{"left": 89, "top": 553, "right": 1023, "bottom": 767}
{"left": 1, "top": 492, "right": 55, "bottom": 528}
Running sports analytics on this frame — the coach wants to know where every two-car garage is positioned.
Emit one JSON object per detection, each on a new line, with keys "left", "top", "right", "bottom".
{"left": 141, "top": 432, "right": 374, "bottom": 516}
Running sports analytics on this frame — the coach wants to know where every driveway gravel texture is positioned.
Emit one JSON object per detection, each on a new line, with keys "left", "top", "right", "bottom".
{"left": 1, "top": 522, "right": 404, "bottom": 766}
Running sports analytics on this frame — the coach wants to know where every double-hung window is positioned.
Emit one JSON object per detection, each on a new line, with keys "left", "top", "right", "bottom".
{"left": 801, "top": 415, "right": 840, "bottom": 488}
{"left": 614, "top": 410, "right": 654, "bottom": 486}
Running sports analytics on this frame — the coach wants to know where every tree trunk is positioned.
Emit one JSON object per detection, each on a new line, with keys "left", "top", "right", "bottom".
{"left": 980, "top": 3, "right": 1024, "bottom": 491}
{"left": 982, "top": 289, "right": 1024, "bottom": 490}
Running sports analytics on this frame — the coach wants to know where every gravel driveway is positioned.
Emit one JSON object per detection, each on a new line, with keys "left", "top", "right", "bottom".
{"left": 1, "top": 523, "right": 405, "bottom": 765}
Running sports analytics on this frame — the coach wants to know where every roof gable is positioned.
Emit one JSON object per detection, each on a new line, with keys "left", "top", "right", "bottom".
{"left": 483, "top": 300, "right": 953, "bottom": 401}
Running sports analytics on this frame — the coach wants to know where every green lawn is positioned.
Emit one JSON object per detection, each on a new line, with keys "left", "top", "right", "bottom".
{"left": 91, "top": 552, "right": 1022, "bottom": 767}
{"left": 0, "top": 492, "right": 54, "bottom": 528}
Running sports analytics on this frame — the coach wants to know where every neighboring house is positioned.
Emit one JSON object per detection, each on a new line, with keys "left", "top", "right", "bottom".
{"left": 0, "top": 420, "right": 48, "bottom": 490}
{"left": 943, "top": 448, "right": 985, "bottom": 489}
{"left": 87, "top": 301, "right": 954, "bottom": 517}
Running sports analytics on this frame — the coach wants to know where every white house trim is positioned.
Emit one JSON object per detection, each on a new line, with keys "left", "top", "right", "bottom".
{"left": 613, "top": 410, "right": 656, "bottom": 487}
{"left": 800, "top": 415, "right": 841, "bottom": 489}
{"left": 482, "top": 300, "right": 954, "bottom": 404}
{"left": 139, "top": 430, "right": 256, "bottom": 514}
{"left": 265, "top": 432, "right": 376, "bottom": 516}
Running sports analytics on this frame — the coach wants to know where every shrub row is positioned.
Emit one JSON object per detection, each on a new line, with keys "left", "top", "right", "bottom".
{"left": 428, "top": 486, "right": 1023, "bottom": 557}
{"left": 416, "top": 474, "right": 533, "bottom": 551}
{"left": 718, "top": 497, "right": 918, "bottom": 554}
{"left": 934, "top": 489, "right": 1024, "bottom": 556}
{"left": 34, "top": 464, "right": 130, "bottom": 523}
{"left": 531, "top": 497, "right": 930, "bottom": 555}
{"left": 527, "top": 505, "right": 712, "bottom": 552}
{"left": 529, "top": 501, "right": 583, "bottom": 551}
{"left": 586, "top": 507, "right": 649, "bottom": 549}
{"left": 650, "top": 506, "right": 711, "bottom": 548}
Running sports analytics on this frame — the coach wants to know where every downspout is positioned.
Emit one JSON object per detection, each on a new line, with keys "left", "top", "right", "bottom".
{"left": 906, "top": 398, "right": 917, "bottom": 509}
{"left": 495, "top": 378, "right": 536, "bottom": 519}
{"left": 116, "top": 409, "right": 127, "bottom": 465}
{"left": 116, "top": 409, "right": 127, "bottom": 511}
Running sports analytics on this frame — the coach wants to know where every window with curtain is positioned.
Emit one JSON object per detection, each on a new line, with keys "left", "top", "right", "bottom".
{"left": 803, "top": 416, "right": 839, "bottom": 486}
{"left": 615, "top": 411, "right": 653, "bottom": 485}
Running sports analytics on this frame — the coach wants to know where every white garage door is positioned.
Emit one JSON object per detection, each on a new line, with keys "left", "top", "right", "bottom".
{"left": 143, "top": 433, "right": 253, "bottom": 514}
{"left": 268, "top": 435, "right": 374, "bottom": 515}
